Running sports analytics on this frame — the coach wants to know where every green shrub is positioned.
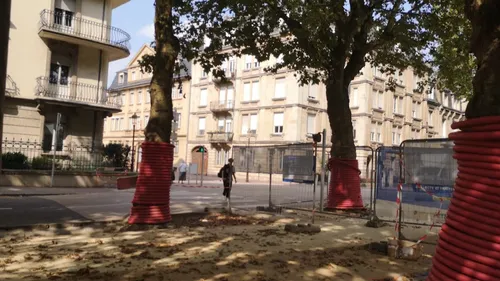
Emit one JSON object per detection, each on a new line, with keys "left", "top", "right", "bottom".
{"left": 1, "top": 152, "right": 29, "bottom": 169}
{"left": 102, "top": 143, "right": 131, "bottom": 168}
{"left": 31, "top": 157, "right": 53, "bottom": 170}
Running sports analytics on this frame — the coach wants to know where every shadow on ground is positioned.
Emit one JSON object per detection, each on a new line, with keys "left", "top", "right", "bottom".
{"left": 0, "top": 212, "right": 434, "bottom": 281}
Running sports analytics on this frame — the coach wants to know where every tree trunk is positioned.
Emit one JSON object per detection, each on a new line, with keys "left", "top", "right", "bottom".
{"left": 0, "top": 0, "right": 12, "bottom": 171}
{"left": 464, "top": 0, "right": 500, "bottom": 118}
{"left": 144, "top": 0, "right": 179, "bottom": 143}
{"left": 325, "top": 75, "right": 356, "bottom": 159}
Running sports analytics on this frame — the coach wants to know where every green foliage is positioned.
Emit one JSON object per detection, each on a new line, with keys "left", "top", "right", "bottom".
{"left": 1, "top": 152, "right": 28, "bottom": 170}
{"left": 426, "top": 0, "right": 475, "bottom": 100}
{"left": 102, "top": 143, "right": 131, "bottom": 169}
{"left": 31, "top": 157, "right": 53, "bottom": 170}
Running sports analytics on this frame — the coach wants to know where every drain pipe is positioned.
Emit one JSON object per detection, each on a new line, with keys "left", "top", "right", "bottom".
{"left": 185, "top": 65, "right": 193, "bottom": 162}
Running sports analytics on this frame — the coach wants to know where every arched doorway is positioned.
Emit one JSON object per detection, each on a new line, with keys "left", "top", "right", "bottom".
{"left": 192, "top": 146, "right": 208, "bottom": 175}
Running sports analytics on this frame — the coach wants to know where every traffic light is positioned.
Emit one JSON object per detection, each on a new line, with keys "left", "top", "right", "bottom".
{"left": 312, "top": 132, "right": 322, "bottom": 143}
{"left": 196, "top": 147, "right": 205, "bottom": 153}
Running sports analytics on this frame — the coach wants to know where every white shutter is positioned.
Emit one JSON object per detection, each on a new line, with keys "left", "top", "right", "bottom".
{"left": 245, "top": 55, "right": 252, "bottom": 69}
{"left": 241, "top": 115, "right": 249, "bottom": 134}
{"left": 350, "top": 88, "right": 358, "bottom": 106}
{"left": 227, "top": 87, "right": 234, "bottom": 104}
{"left": 252, "top": 81, "right": 259, "bottom": 101}
{"left": 198, "top": 117, "right": 206, "bottom": 134}
{"left": 243, "top": 83, "right": 251, "bottom": 101}
{"left": 275, "top": 78, "right": 285, "bottom": 98}
{"left": 200, "top": 88, "right": 207, "bottom": 106}
{"left": 218, "top": 119, "right": 225, "bottom": 131}
{"left": 250, "top": 114, "right": 258, "bottom": 132}
{"left": 307, "top": 114, "right": 315, "bottom": 134}
{"left": 219, "top": 88, "right": 226, "bottom": 104}
{"left": 225, "top": 119, "right": 232, "bottom": 132}
{"left": 130, "top": 93, "right": 134, "bottom": 104}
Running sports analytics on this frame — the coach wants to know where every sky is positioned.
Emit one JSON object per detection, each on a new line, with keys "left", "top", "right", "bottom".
{"left": 108, "top": 0, "right": 156, "bottom": 87}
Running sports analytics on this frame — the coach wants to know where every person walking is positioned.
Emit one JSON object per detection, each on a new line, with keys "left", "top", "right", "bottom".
{"left": 222, "top": 158, "right": 237, "bottom": 200}
{"left": 178, "top": 161, "right": 188, "bottom": 184}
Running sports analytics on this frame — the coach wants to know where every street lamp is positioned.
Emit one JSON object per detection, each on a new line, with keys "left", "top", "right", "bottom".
{"left": 130, "top": 113, "right": 139, "bottom": 172}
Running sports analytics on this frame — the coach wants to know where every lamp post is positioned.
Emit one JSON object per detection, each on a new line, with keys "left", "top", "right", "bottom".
{"left": 130, "top": 113, "right": 138, "bottom": 172}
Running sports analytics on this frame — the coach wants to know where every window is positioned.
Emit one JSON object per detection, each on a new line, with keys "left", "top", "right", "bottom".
{"left": 119, "top": 117, "right": 124, "bottom": 130}
{"left": 129, "top": 116, "right": 135, "bottom": 130}
{"left": 352, "top": 120, "right": 357, "bottom": 140}
{"left": 119, "top": 73, "right": 124, "bottom": 84}
{"left": 129, "top": 93, "right": 134, "bottom": 105}
{"left": 371, "top": 122, "right": 382, "bottom": 142}
{"left": 273, "top": 113, "right": 284, "bottom": 134}
{"left": 241, "top": 115, "right": 249, "bottom": 134}
{"left": 216, "top": 150, "right": 229, "bottom": 166}
{"left": 176, "top": 113, "right": 181, "bottom": 129}
{"left": 137, "top": 91, "right": 142, "bottom": 104}
{"left": 198, "top": 117, "right": 206, "bottom": 135}
{"left": 393, "top": 96, "right": 403, "bottom": 114}
{"left": 250, "top": 114, "right": 258, "bottom": 134}
{"left": 254, "top": 59, "right": 260, "bottom": 68}
{"left": 251, "top": 81, "right": 260, "bottom": 101}
{"left": 54, "top": 8, "right": 73, "bottom": 27}
{"left": 398, "top": 71, "right": 404, "bottom": 85}
{"left": 442, "top": 119, "right": 447, "bottom": 137}
{"left": 243, "top": 82, "right": 251, "bottom": 101}
{"left": 146, "top": 92, "right": 150, "bottom": 103}
{"left": 218, "top": 119, "right": 225, "bottom": 131}
{"left": 245, "top": 55, "right": 252, "bottom": 70}
{"left": 172, "top": 86, "right": 183, "bottom": 99}
{"left": 132, "top": 71, "right": 136, "bottom": 81}
{"left": 412, "top": 101, "right": 421, "bottom": 118}
{"left": 274, "top": 77, "right": 286, "bottom": 99}
{"left": 229, "top": 58, "right": 236, "bottom": 74}
{"left": 307, "top": 114, "right": 315, "bottom": 135}
{"left": 49, "top": 63, "right": 70, "bottom": 85}
{"left": 392, "top": 127, "right": 402, "bottom": 145}
{"left": 200, "top": 88, "right": 207, "bottom": 106}
{"left": 121, "top": 94, "right": 125, "bottom": 105}
{"left": 414, "top": 75, "right": 421, "bottom": 91}
{"left": 174, "top": 141, "right": 179, "bottom": 155}
{"left": 350, "top": 87, "right": 358, "bottom": 107}
{"left": 42, "top": 120, "right": 64, "bottom": 152}
{"left": 144, "top": 115, "right": 149, "bottom": 127}
{"left": 372, "top": 91, "right": 383, "bottom": 109}
{"left": 308, "top": 83, "right": 318, "bottom": 100}
{"left": 428, "top": 111, "right": 433, "bottom": 125}
{"left": 372, "top": 66, "right": 380, "bottom": 78}
{"left": 428, "top": 87, "right": 435, "bottom": 100}
{"left": 201, "top": 70, "right": 207, "bottom": 78}
{"left": 412, "top": 129, "right": 420, "bottom": 139}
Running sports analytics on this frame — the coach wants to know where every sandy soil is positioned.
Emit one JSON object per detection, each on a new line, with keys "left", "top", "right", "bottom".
{"left": 0, "top": 211, "right": 437, "bottom": 281}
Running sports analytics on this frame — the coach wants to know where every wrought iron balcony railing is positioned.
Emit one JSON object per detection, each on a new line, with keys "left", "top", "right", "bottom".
{"left": 39, "top": 9, "right": 131, "bottom": 52}
{"left": 35, "top": 76, "right": 121, "bottom": 109}
{"left": 208, "top": 132, "right": 234, "bottom": 143}
{"left": 210, "top": 100, "right": 234, "bottom": 112}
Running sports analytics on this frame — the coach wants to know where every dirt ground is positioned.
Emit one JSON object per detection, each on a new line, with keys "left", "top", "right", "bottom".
{"left": 0, "top": 211, "right": 437, "bottom": 281}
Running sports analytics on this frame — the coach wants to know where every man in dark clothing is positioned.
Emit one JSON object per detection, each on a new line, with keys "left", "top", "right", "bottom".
{"left": 222, "top": 158, "right": 237, "bottom": 200}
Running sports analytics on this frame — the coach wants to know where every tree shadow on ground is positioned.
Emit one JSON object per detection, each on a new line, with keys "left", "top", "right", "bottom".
{"left": 0, "top": 212, "right": 433, "bottom": 281}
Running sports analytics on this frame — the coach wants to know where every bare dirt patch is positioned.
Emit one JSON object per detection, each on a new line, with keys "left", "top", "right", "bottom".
{"left": 0, "top": 212, "right": 435, "bottom": 281}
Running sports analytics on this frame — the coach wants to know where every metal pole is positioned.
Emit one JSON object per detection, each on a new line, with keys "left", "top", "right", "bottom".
{"left": 131, "top": 123, "right": 136, "bottom": 171}
{"left": 319, "top": 129, "right": 326, "bottom": 212}
{"left": 312, "top": 143, "right": 318, "bottom": 224}
{"left": 50, "top": 113, "right": 61, "bottom": 187}
{"left": 200, "top": 149, "right": 204, "bottom": 186}
{"left": 269, "top": 149, "right": 273, "bottom": 208}
{"left": 398, "top": 144, "right": 404, "bottom": 240}
{"left": 0, "top": 0, "right": 12, "bottom": 172}
{"left": 246, "top": 136, "right": 250, "bottom": 182}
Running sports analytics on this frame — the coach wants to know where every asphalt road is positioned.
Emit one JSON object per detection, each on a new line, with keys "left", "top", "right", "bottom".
{"left": 0, "top": 183, "right": 373, "bottom": 228}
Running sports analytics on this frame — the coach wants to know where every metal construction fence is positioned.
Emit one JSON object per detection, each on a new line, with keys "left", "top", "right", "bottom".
{"left": 374, "top": 138, "right": 456, "bottom": 239}
{"left": 231, "top": 144, "right": 375, "bottom": 213}
{"left": 1, "top": 139, "right": 108, "bottom": 172}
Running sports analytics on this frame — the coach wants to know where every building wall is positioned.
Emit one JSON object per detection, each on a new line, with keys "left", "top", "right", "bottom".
{"left": 3, "top": 0, "right": 128, "bottom": 150}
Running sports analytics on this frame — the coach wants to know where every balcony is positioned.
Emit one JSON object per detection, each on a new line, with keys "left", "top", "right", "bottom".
{"left": 212, "top": 70, "right": 236, "bottom": 84}
{"left": 35, "top": 76, "right": 121, "bottom": 111}
{"left": 208, "top": 132, "right": 234, "bottom": 143}
{"left": 38, "top": 9, "right": 131, "bottom": 60}
{"left": 210, "top": 100, "right": 234, "bottom": 113}
{"left": 5, "top": 75, "right": 19, "bottom": 97}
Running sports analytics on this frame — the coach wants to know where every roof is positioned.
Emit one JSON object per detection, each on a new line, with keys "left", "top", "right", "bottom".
{"left": 108, "top": 58, "right": 191, "bottom": 92}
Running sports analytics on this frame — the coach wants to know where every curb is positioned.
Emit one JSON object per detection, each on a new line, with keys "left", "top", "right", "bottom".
{"left": 0, "top": 215, "right": 129, "bottom": 231}
{"left": 0, "top": 193, "right": 77, "bottom": 197}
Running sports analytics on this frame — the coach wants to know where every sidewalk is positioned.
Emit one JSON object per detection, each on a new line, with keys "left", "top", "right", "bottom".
{"left": 0, "top": 186, "right": 117, "bottom": 196}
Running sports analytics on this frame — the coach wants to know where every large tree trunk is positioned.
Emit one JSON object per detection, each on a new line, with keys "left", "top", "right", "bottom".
{"left": 0, "top": 0, "right": 12, "bottom": 171}
{"left": 145, "top": 0, "right": 179, "bottom": 143}
{"left": 325, "top": 75, "right": 356, "bottom": 159}
{"left": 464, "top": 0, "right": 500, "bottom": 118}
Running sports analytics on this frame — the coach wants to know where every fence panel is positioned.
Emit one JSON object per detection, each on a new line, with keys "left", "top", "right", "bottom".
{"left": 374, "top": 139, "right": 455, "bottom": 239}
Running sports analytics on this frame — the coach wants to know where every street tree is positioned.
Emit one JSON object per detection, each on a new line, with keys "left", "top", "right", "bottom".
{"left": 180, "top": 0, "right": 440, "bottom": 159}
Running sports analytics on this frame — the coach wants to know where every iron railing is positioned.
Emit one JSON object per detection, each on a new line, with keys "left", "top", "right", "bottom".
{"left": 1, "top": 138, "right": 106, "bottom": 171}
{"left": 210, "top": 100, "right": 234, "bottom": 112}
{"left": 208, "top": 132, "right": 234, "bottom": 143}
{"left": 39, "top": 9, "right": 131, "bottom": 52}
{"left": 35, "top": 76, "right": 122, "bottom": 108}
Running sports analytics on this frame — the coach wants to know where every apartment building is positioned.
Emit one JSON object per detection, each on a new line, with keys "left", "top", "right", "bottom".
{"left": 103, "top": 44, "right": 192, "bottom": 169}
{"left": 3, "top": 0, "right": 130, "bottom": 151}
{"left": 188, "top": 54, "right": 466, "bottom": 176}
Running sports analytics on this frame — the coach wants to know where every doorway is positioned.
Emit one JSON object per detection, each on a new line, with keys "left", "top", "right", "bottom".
{"left": 192, "top": 146, "right": 208, "bottom": 175}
